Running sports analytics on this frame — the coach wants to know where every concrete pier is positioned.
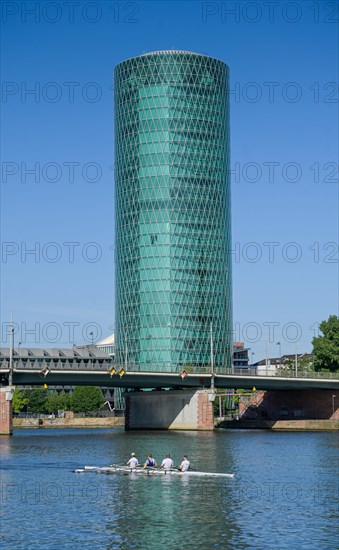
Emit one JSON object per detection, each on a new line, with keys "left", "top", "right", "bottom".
{"left": 0, "top": 386, "right": 13, "bottom": 435}
{"left": 125, "top": 389, "right": 215, "bottom": 430}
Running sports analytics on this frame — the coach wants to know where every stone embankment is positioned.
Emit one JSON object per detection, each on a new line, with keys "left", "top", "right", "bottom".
{"left": 216, "top": 419, "right": 339, "bottom": 431}
{"left": 14, "top": 415, "right": 124, "bottom": 429}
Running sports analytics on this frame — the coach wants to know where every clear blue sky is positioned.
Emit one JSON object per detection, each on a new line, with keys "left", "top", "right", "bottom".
{"left": 1, "top": 0, "right": 338, "bottom": 361}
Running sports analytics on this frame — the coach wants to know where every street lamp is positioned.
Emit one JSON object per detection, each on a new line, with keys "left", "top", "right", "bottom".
{"left": 123, "top": 329, "right": 139, "bottom": 372}
{"left": 18, "top": 342, "right": 21, "bottom": 367}
{"left": 276, "top": 342, "right": 281, "bottom": 361}
{"left": 125, "top": 333, "right": 128, "bottom": 372}
{"left": 9, "top": 321, "right": 14, "bottom": 387}
{"left": 149, "top": 335, "right": 153, "bottom": 371}
{"left": 295, "top": 345, "right": 298, "bottom": 377}
{"left": 251, "top": 352, "right": 255, "bottom": 367}
{"left": 210, "top": 322, "right": 215, "bottom": 393}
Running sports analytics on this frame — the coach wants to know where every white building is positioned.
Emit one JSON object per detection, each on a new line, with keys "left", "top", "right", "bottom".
{"left": 96, "top": 334, "right": 115, "bottom": 358}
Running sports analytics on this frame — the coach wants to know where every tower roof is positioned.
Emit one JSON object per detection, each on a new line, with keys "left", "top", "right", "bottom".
{"left": 141, "top": 50, "right": 202, "bottom": 56}
{"left": 116, "top": 50, "right": 224, "bottom": 66}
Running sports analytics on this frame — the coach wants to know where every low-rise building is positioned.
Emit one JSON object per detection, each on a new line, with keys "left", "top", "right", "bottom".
{"left": 253, "top": 353, "right": 313, "bottom": 375}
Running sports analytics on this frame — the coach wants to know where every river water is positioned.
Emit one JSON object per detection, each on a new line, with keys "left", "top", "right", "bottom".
{"left": 0, "top": 428, "right": 338, "bottom": 549}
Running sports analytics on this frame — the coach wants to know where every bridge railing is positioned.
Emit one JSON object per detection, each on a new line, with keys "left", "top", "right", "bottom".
{"left": 271, "top": 369, "right": 339, "bottom": 379}
{"left": 219, "top": 368, "right": 339, "bottom": 380}
{"left": 1, "top": 360, "right": 338, "bottom": 380}
{"left": 0, "top": 359, "right": 112, "bottom": 371}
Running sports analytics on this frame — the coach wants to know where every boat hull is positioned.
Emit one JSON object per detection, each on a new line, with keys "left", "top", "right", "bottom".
{"left": 75, "top": 466, "right": 234, "bottom": 478}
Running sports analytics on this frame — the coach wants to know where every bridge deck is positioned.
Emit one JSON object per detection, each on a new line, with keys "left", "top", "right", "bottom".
{"left": 1, "top": 367, "right": 338, "bottom": 390}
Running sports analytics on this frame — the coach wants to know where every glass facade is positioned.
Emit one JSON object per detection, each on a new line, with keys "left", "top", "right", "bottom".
{"left": 114, "top": 51, "right": 232, "bottom": 372}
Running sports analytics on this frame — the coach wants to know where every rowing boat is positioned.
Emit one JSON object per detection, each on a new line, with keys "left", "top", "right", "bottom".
{"left": 75, "top": 466, "right": 234, "bottom": 478}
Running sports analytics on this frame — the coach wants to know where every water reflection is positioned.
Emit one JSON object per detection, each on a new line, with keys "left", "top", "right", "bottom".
{"left": 0, "top": 429, "right": 338, "bottom": 549}
{"left": 104, "top": 475, "right": 240, "bottom": 549}
{"left": 100, "top": 433, "right": 241, "bottom": 550}
{"left": 0, "top": 436, "right": 13, "bottom": 458}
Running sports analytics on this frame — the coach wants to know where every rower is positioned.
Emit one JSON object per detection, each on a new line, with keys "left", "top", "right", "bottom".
{"left": 127, "top": 453, "right": 139, "bottom": 468}
{"left": 144, "top": 453, "right": 157, "bottom": 468}
{"left": 179, "top": 455, "right": 190, "bottom": 472}
{"left": 161, "top": 453, "right": 174, "bottom": 470}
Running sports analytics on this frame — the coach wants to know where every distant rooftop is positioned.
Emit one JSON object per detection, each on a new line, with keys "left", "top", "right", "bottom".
{"left": 96, "top": 334, "right": 115, "bottom": 346}
{"left": 0, "top": 346, "right": 111, "bottom": 360}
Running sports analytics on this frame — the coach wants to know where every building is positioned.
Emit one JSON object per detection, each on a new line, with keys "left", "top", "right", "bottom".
{"left": 253, "top": 353, "right": 314, "bottom": 376}
{"left": 96, "top": 334, "right": 115, "bottom": 358}
{"left": 114, "top": 50, "right": 232, "bottom": 372}
{"left": 233, "top": 342, "right": 250, "bottom": 369}
{"left": 96, "top": 334, "right": 249, "bottom": 373}
{"left": 0, "top": 345, "right": 126, "bottom": 411}
{"left": 94, "top": 335, "right": 125, "bottom": 410}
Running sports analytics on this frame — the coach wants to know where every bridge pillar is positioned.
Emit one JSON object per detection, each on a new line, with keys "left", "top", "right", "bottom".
{"left": 0, "top": 386, "right": 13, "bottom": 435}
{"left": 125, "top": 389, "right": 215, "bottom": 430}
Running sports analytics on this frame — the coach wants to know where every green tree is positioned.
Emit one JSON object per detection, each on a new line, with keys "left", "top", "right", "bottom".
{"left": 70, "top": 386, "right": 104, "bottom": 413}
{"left": 312, "top": 315, "right": 339, "bottom": 372}
{"left": 45, "top": 392, "right": 60, "bottom": 414}
{"left": 46, "top": 390, "right": 71, "bottom": 413}
{"left": 281, "top": 355, "right": 314, "bottom": 373}
{"left": 58, "top": 390, "right": 71, "bottom": 411}
{"left": 22, "top": 388, "right": 49, "bottom": 414}
{"left": 12, "top": 389, "right": 29, "bottom": 414}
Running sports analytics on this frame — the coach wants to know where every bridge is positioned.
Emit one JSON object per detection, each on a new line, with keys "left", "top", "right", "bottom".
{"left": 1, "top": 347, "right": 338, "bottom": 434}
{"left": 0, "top": 347, "right": 338, "bottom": 390}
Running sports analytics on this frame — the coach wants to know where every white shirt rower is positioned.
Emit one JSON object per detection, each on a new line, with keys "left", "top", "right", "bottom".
{"left": 127, "top": 453, "right": 138, "bottom": 468}
{"left": 179, "top": 456, "right": 190, "bottom": 472}
{"left": 161, "top": 453, "right": 174, "bottom": 470}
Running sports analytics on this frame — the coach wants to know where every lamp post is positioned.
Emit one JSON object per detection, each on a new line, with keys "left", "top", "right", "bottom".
{"left": 124, "top": 329, "right": 140, "bottom": 371}
{"left": 295, "top": 345, "right": 298, "bottom": 377}
{"left": 251, "top": 352, "right": 255, "bottom": 367}
{"left": 9, "top": 316, "right": 14, "bottom": 387}
{"left": 265, "top": 340, "right": 269, "bottom": 375}
{"left": 210, "top": 322, "right": 215, "bottom": 392}
{"left": 276, "top": 341, "right": 281, "bottom": 362}
{"left": 125, "top": 333, "right": 128, "bottom": 372}
{"left": 149, "top": 335, "right": 153, "bottom": 371}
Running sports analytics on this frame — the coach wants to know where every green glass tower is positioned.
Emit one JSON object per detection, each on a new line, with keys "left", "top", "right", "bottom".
{"left": 114, "top": 51, "right": 232, "bottom": 372}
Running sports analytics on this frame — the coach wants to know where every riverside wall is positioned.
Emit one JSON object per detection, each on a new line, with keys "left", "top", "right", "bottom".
{"left": 216, "top": 419, "right": 339, "bottom": 431}
{"left": 13, "top": 414, "right": 124, "bottom": 429}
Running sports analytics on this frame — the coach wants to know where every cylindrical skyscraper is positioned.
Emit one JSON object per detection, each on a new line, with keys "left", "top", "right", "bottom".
{"left": 114, "top": 50, "right": 232, "bottom": 372}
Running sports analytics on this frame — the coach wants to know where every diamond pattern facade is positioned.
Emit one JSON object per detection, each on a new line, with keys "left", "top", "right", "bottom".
{"left": 114, "top": 51, "right": 232, "bottom": 372}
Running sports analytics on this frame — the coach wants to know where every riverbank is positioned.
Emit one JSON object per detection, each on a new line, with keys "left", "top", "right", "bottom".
{"left": 13, "top": 416, "right": 125, "bottom": 429}
{"left": 216, "top": 419, "right": 339, "bottom": 431}
{"left": 13, "top": 417, "right": 339, "bottom": 431}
